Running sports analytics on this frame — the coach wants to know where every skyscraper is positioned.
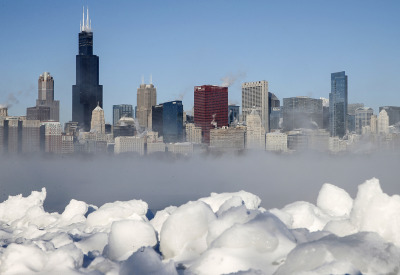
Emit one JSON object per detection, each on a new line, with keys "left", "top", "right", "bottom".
{"left": 194, "top": 85, "right": 228, "bottom": 144}
{"left": 137, "top": 82, "right": 157, "bottom": 129}
{"left": 242, "top": 81, "right": 269, "bottom": 132}
{"left": 329, "top": 71, "right": 348, "bottom": 138}
{"left": 27, "top": 72, "right": 59, "bottom": 122}
{"left": 91, "top": 104, "right": 105, "bottom": 134}
{"left": 228, "top": 105, "right": 240, "bottom": 125}
{"left": 163, "top": 100, "right": 183, "bottom": 143}
{"left": 72, "top": 7, "right": 103, "bottom": 131}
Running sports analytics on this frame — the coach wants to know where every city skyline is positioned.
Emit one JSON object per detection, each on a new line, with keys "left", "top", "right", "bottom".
{"left": 1, "top": 1, "right": 400, "bottom": 125}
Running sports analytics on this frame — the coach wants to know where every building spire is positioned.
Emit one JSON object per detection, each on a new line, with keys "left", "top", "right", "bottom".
{"left": 81, "top": 6, "right": 92, "bottom": 32}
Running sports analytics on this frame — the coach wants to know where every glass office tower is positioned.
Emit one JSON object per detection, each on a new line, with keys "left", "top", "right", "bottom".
{"left": 329, "top": 71, "right": 348, "bottom": 138}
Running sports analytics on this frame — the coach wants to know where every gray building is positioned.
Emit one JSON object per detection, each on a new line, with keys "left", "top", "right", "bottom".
{"left": 379, "top": 106, "right": 400, "bottom": 126}
{"left": 137, "top": 82, "right": 157, "bottom": 129}
{"left": 282, "top": 97, "right": 323, "bottom": 131}
{"left": 355, "top": 107, "right": 373, "bottom": 134}
{"left": 27, "top": 72, "right": 60, "bottom": 122}
{"left": 242, "top": 81, "right": 269, "bottom": 132}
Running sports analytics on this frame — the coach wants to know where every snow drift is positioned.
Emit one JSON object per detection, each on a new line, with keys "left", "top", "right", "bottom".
{"left": 0, "top": 178, "right": 399, "bottom": 274}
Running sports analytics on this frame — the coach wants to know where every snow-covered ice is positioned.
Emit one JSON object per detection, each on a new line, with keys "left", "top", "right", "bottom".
{"left": 0, "top": 177, "right": 400, "bottom": 274}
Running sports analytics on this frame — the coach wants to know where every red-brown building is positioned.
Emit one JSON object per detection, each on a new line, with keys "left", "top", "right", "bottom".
{"left": 194, "top": 85, "right": 228, "bottom": 144}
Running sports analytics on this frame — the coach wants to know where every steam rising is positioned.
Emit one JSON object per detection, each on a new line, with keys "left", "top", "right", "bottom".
{"left": 220, "top": 71, "right": 246, "bottom": 87}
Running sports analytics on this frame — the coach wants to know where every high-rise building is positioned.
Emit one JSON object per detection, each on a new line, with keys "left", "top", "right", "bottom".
{"left": 282, "top": 97, "right": 323, "bottom": 131}
{"left": 137, "top": 82, "right": 157, "bottom": 129}
{"left": 242, "top": 81, "right": 269, "bottom": 132}
{"left": 329, "top": 71, "right": 348, "bottom": 138}
{"left": 355, "top": 107, "right": 373, "bottom": 134}
{"left": 37, "top": 72, "right": 59, "bottom": 121}
{"left": 22, "top": 120, "right": 40, "bottom": 153}
{"left": 113, "top": 117, "right": 136, "bottom": 138}
{"left": 194, "top": 85, "right": 228, "bottom": 144}
{"left": 185, "top": 123, "right": 202, "bottom": 144}
{"left": 113, "top": 104, "right": 133, "bottom": 126}
{"left": 41, "top": 122, "right": 62, "bottom": 154}
{"left": 151, "top": 104, "right": 164, "bottom": 136}
{"left": 270, "top": 107, "right": 282, "bottom": 130}
{"left": 379, "top": 106, "right": 400, "bottom": 126}
{"left": 228, "top": 105, "right": 240, "bottom": 125}
{"left": 246, "top": 109, "right": 265, "bottom": 150}
{"left": 90, "top": 104, "right": 105, "bottom": 134}
{"left": 163, "top": 100, "right": 183, "bottom": 143}
{"left": 72, "top": 7, "right": 103, "bottom": 131}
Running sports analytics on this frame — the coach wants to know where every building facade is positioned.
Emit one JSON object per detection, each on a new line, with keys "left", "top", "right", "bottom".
{"left": 378, "top": 109, "right": 389, "bottom": 135}
{"left": 194, "top": 85, "right": 228, "bottom": 144}
{"left": 282, "top": 97, "right": 323, "bottom": 131}
{"left": 210, "top": 126, "right": 246, "bottom": 151}
{"left": 185, "top": 123, "right": 202, "bottom": 144}
{"left": 137, "top": 83, "right": 157, "bottom": 129}
{"left": 329, "top": 71, "right": 348, "bottom": 138}
{"left": 163, "top": 100, "right": 183, "bottom": 143}
{"left": 90, "top": 104, "right": 105, "bottom": 134}
{"left": 379, "top": 106, "right": 400, "bottom": 126}
{"left": 355, "top": 107, "right": 373, "bottom": 135}
{"left": 266, "top": 132, "right": 287, "bottom": 152}
{"left": 242, "top": 81, "right": 269, "bottom": 131}
{"left": 246, "top": 109, "right": 265, "bottom": 150}
{"left": 113, "top": 104, "right": 133, "bottom": 126}
{"left": 72, "top": 8, "right": 103, "bottom": 131}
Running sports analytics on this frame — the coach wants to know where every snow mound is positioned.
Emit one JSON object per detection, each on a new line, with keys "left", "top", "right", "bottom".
{"left": 1, "top": 179, "right": 400, "bottom": 274}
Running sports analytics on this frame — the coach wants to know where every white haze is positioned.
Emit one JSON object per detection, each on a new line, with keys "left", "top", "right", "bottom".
{"left": 1, "top": 151, "right": 399, "bottom": 213}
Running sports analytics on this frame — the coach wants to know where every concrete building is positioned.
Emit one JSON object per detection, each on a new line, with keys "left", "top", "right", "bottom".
{"left": 329, "top": 71, "right": 348, "bottom": 138}
{"left": 185, "top": 123, "right": 202, "bottom": 144}
{"left": 329, "top": 136, "right": 347, "bottom": 153}
{"left": 61, "top": 133, "right": 74, "bottom": 154}
{"left": 41, "top": 122, "right": 62, "bottom": 154}
{"left": 147, "top": 142, "right": 166, "bottom": 154}
{"left": 355, "top": 107, "right": 373, "bottom": 135}
{"left": 26, "top": 106, "right": 50, "bottom": 122}
{"left": 22, "top": 120, "right": 40, "bottom": 154}
{"left": 282, "top": 97, "right": 323, "bottom": 131}
{"left": 36, "top": 72, "right": 60, "bottom": 121}
{"left": 306, "top": 129, "right": 330, "bottom": 152}
{"left": 90, "top": 104, "right": 105, "bottom": 134}
{"left": 137, "top": 82, "right": 157, "bottom": 129}
{"left": 246, "top": 109, "right": 265, "bottom": 150}
{"left": 166, "top": 142, "right": 194, "bottom": 156}
{"left": 114, "top": 136, "right": 145, "bottom": 155}
{"left": 378, "top": 109, "right": 389, "bottom": 135}
{"left": 266, "top": 132, "right": 287, "bottom": 152}
{"left": 287, "top": 130, "right": 308, "bottom": 151}
{"left": 242, "top": 81, "right": 269, "bottom": 131}
{"left": 210, "top": 126, "right": 246, "bottom": 151}
{"left": 194, "top": 85, "right": 228, "bottom": 144}
{"left": 347, "top": 103, "right": 364, "bottom": 133}
{"left": 4, "top": 118, "right": 22, "bottom": 154}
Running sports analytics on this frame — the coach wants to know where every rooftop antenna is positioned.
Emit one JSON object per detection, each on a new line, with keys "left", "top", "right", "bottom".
{"left": 141, "top": 75, "right": 144, "bottom": 85}
{"left": 82, "top": 6, "right": 85, "bottom": 31}
{"left": 150, "top": 74, "right": 153, "bottom": 85}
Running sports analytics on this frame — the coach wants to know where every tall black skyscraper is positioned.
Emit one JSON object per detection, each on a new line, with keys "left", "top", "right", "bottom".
{"left": 72, "top": 7, "right": 103, "bottom": 131}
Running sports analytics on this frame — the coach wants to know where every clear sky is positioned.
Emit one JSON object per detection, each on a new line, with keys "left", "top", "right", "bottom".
{"left": 1, "top": 0, "right": 400, "bottom": 125}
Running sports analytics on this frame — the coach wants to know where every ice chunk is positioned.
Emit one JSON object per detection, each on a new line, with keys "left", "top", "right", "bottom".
{"left": 106, "top": 220, "right": 157, "bottom": 261}
{"left": 150, "top": 206, "right": 177, "bottom": 237}
{"left": 86, "top": 199, "right": 149, "bottom": 231}
{"left": 160, "top": 201, "right": 216, "bottom": 260}
{"left": 120, "top": 247, "right": 178, "bottom": 275}
{"left": 317, "top": 183, "right": 353, "bottom": 217}
{"left": 199, "top": 191, "right": 261, "bottom": 213}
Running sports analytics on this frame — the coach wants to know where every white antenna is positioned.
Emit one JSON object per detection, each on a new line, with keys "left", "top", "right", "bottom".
{"left": 86, "top": 7, "right": 89, "bottom": 29}
{"left": 150, "top": 74, "right": 153, "bottom": 85}
{"left": 82, "top": 6, "right": 85, "bottom": 31}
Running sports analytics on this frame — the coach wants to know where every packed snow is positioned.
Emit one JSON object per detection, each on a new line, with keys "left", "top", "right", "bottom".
{"left": 0, "top": 178, "right": 400, "bottom": 274}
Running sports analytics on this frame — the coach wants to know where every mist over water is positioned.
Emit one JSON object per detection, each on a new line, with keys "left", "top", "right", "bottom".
{"left": 1, "top": 152, "right": 399, "bottom": 213}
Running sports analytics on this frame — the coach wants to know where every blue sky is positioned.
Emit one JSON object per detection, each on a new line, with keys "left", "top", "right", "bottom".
{"left": 1, "top": 0, "right": 400, "bottom": 124}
